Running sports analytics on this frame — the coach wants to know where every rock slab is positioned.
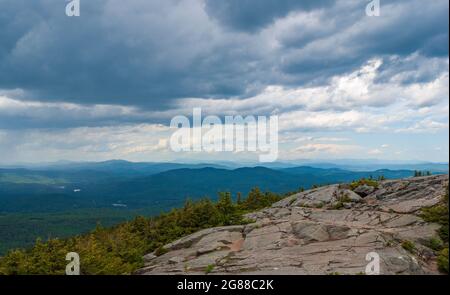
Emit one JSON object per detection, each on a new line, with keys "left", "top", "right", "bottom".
{"left": 138, "top": 175, "right": 448, "bottom": 275}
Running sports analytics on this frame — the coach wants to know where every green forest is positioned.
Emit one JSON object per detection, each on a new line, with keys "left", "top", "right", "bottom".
{"left": 0, "top": 188, "right": 286, "bottom": 275}
{"left": 1, "top": 182, "right": 447, "bottom": 275}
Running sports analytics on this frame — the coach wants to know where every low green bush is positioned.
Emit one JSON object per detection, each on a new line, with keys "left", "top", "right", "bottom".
{"left": 401, "top": 240, "right": 416, "bottom": 253}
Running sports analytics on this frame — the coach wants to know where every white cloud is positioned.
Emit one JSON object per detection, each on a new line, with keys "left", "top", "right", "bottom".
{"left": 175, "top": 57, "right": 448, "bottom": 135}
{"left": 284, "top": 143, "right": 362, "bottom": 159}
{"left": 1, "top": 55, "right": 448, "bottom": 136}
{"left": 395, "top": 119, "right": 449, "bottom": 134}
{"left": 368, "top": 148, "right": 383, "bottom": 155}
{"left": 2, "top": 124, "right": 173, "bottom": 163}
{"left": 0, "top": 56, "right": 448, "bottom": 163}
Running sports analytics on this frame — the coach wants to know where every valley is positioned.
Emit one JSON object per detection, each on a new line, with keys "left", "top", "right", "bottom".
{"left": 0, "top": 161, "right": 447, "bottom": 255}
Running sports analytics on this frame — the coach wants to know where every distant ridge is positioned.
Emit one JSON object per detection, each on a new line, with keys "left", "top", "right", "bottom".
{"left": 1, "top": 165, "right": 439, "bottom": 214}
{"left": 1, "top": 159, "right": 447, "bottom": 173}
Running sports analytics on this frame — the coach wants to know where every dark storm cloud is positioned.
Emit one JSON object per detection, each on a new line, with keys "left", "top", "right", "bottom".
{"left": 0, "top": 0, "right": 448, "bottom": 115}
{"left": 204, "top": 0, "right": 334, "bottom": 32}
{"left": 0, "top": 0, "right": 255, "bottom": 108}
{"left": 277, "top": 0, "right": 449, "bottom": 79}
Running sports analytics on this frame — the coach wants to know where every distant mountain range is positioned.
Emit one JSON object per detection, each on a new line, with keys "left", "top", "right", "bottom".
{"left": 1, "top": 161, "right": 446, "bottom": 213}
{"left": 0, "top": 160, "right": 447, "bottom": 255}
{"left": 2, "top": 159, "right": 448, "bottom": 173}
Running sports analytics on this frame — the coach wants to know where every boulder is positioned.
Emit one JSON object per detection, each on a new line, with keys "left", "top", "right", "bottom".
{"left": 342, "top": 189, "right": 363, "bottom": 202}
{"left": 353, "top": 184, "right": 375, "bottom": 197}
{"left": 143, "top": 253, "right": 157, "bottom": 262}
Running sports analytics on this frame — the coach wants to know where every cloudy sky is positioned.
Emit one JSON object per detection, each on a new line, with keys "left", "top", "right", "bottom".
{"left": 0, "top": 0, "right": 448, "bottom": 164}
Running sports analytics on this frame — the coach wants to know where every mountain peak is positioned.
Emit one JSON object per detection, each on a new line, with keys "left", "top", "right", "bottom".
{"left": 138, "top": 174, "right": 449, "bottom": 275}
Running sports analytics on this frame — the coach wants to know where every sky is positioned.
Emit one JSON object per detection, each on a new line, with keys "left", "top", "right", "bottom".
{"left": 0, "top": 0, "right": 448, "bottom": 164}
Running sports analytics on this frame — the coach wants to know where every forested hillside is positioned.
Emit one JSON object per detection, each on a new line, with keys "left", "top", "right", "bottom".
{"left": 0, "top": 165, "right": 436, "bottom": 255}
{"left": 0, "top": 188, "right": 284, "bottom": 274}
